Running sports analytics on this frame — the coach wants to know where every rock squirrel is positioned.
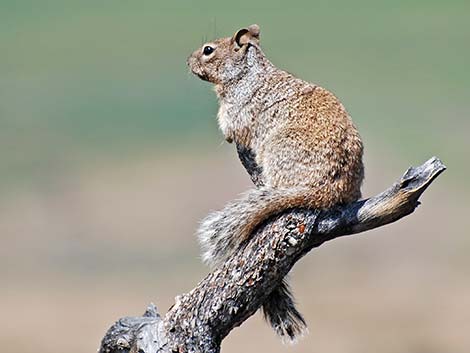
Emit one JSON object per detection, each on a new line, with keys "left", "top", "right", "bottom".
{"left": 187, "top": 24, "right": 364, "bottom": 342}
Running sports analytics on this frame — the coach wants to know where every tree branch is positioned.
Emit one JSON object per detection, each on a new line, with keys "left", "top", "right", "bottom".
{"left": 98, "top": 157, "right": 445, "bottom": 353}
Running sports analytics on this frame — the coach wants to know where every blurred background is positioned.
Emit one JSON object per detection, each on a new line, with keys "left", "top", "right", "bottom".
{"left": 1, "top": 1, "right": 469, "bottom": 352}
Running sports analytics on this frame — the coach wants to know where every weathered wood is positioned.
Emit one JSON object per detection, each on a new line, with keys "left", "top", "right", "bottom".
{"left": 99, "top": 157, "right": 445, "bottom": 353}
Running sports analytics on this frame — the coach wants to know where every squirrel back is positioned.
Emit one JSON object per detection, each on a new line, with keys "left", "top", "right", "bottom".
{"left": 188, "top": 24, "right": 364, "bottom": 342}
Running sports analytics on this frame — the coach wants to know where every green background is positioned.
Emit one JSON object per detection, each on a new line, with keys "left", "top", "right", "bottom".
{"left": 2, "top": 0, "right": 469, "bottom": 190}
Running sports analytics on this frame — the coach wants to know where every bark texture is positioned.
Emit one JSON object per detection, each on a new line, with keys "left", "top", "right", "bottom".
{"left": 99, "top": 157, "right": 445, "bottom": 353}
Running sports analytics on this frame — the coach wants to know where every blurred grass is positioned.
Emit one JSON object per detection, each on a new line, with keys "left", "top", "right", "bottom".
{"left": 1, "top": 0, "right": 469, "bottom": 192}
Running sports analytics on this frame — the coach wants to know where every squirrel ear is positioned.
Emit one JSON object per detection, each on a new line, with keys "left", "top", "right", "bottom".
{"left": 234, "top": 24, "right": 260, "bottom": 47}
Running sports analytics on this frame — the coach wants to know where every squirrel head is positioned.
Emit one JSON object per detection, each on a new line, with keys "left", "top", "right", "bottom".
{"left": 187, "top": 24, "right": 261, "bottom": 85}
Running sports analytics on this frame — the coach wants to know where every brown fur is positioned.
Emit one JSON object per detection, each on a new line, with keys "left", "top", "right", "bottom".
{"left": 188, "top": 24, "right": 364, "bottom": 342}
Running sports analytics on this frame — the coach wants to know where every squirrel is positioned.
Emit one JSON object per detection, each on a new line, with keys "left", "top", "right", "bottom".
{"left": 187, "top": 24, "right": 364, "bottom": 342}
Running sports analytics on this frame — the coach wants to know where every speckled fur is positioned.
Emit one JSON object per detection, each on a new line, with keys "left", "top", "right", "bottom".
{"left": 188, "top": 24, "right": 364, "bottom": 342}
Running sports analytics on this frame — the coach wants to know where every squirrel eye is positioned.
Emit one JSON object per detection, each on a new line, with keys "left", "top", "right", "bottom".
{"left": 203, "top": 46, "right": 214, "bottom": 56}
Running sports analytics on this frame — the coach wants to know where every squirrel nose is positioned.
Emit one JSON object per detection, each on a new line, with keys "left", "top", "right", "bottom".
{"left": 186, "top": 55, "right": 194, "bottom": 67}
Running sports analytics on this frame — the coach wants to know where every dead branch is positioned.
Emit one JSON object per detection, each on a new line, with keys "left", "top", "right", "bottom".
{"left": 98, "top": 157, "right": 445, "bottom": 353}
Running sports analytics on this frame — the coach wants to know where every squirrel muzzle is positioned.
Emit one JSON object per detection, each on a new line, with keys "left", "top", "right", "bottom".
{"left": 187, "top": 54, "right": 209, "bottom": 81}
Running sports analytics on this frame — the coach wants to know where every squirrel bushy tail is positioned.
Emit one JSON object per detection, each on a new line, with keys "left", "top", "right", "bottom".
{"left": 197, "top": 186, "right": 320, "bottom": 341}
{"left": 262, "top": 278, "right": 307, "bottom": 342}
{"left": 197, "top": 186, "right": 324, "bottom": 266}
